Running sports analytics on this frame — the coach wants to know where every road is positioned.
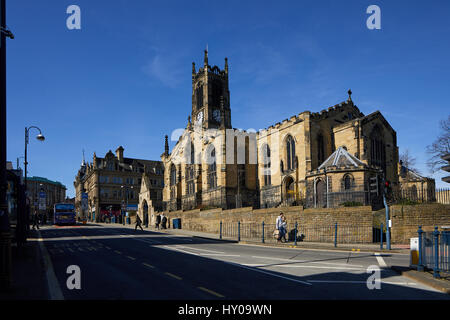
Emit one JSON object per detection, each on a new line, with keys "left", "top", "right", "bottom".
{"left": 32, "top": 223, "right": 449, "bottom": 300}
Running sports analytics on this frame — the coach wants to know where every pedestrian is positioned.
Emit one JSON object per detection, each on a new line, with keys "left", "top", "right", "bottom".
{"left": 135, "top": 214, "right": 143, "bottom": 231}
{"left": 276, "top": 212, "right": 285, "bottom": 243}
{"left": 155, "top": 214, "right": 161, "bottom": 229}
{"left": 281, "top": 215, "right": 288, "bottom": 242}
{"left": 161, "top": 214, "right": 167, "bottom": 229}
{"left": 32, "top": 209, "right": 40, "bottom": 230}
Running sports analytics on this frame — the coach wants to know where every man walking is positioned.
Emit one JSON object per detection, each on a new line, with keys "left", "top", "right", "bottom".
{"left": 155, "top": 214, "right": 161, "bottom": 229}
{"left": 135, "top": 214, "right": 143, "bottom": 231}
{"left": 32, "top": 209, "right": 40, "bottom": 230}
{"left": 161, "top": 213, "right": 167, "bottom": 229}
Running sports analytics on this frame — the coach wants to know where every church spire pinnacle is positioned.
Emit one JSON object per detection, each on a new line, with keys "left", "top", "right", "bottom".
{"left": 204, "top": 46, "right": 208, "bottom": 67}
{"left": 164, "top": 135, "right": 169, "bottom": 156}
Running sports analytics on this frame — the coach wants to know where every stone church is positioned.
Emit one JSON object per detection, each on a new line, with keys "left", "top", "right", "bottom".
{"left": 141, "top": 51, "right": 399, "bottom": 213}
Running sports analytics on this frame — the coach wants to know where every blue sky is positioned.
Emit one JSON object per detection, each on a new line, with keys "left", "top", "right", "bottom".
{"left": 5, "top": 0, "right": 450, "bottom": 197}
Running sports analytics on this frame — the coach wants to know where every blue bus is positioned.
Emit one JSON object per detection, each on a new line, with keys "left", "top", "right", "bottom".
{"left": 54, "top": 203, "right": 76, "bottom": 225}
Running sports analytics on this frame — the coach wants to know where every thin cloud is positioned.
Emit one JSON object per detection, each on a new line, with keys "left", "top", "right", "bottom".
{"left": 142, "top": 53, "right": 184, "bottom": 88}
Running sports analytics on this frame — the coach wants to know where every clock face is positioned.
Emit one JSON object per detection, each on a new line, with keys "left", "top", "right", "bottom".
{"left": 196, "top": 111, "right": 203, "bottom": 124}
{"left": 212, "top": 109, "right": 221, "bottom": 122}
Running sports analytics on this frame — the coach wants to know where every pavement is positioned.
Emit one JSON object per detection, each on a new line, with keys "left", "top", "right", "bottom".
{"left": 0, "top": 221, "right": 448, "bottom": 299}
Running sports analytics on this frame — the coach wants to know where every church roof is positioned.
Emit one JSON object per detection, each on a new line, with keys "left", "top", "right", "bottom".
{"left": 318, "top": 146, "right": 366, "bottom": 170}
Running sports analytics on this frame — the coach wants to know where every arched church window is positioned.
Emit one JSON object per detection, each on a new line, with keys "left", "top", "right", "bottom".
{"left": 262, "top": 144, "right": 271, "bottom": 186}
{"left": 370, "top": 125, "right": 386, "bottom": 172}
{"left": 207, "top": 146, "right": 217, "bottom": 189}
{"left": 286, "top": 135, "right": 296, "bottom": 171}
{"left": 343, "top": 174, "right": 353, "bottom": 190}
{"left": 170, "top": 164, "right": 177, "bottom": 186}
{"left": 317, "top": 134, "right": 325, "bottom": 166}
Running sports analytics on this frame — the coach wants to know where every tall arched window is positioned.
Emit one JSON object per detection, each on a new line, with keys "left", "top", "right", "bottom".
{"left": 343, "top": 174, "right": 352, "bottom": 190}
{"left": 262, "top": 144, "right": 271, "bottom": 186}
{"left": 186, "top": 143, "right": 195, "bottom": 195}
{"left": 207, "top": 147, "right": 217, "bottom": 189}
{"left": 317, "top": 133, "right": 325, "bottom": 166}
{"left": 170, "top": 164, "right": 177, "bottom": 199}
{"left": 286, "top": 135, "right": 296, "bottom": 171}
{"left": 370, "top": 125, "right": 386, "bottom": 172}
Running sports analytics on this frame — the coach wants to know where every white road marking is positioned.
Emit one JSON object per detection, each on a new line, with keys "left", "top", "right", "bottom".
{"left": 251, "top": 255, "right": 365, "bottom": 267}
{"left": 36, "top": 231, "right": 64, "bottom": 300}
{"left": 162, "top": 245, "right": 200, "bottom": 255}
{"left": 375, "top": 253, "right": 388, "bottom": 267}
{"left": 307, "top": 280, "right": 419, "bottom": 286}
{"left": 224, "top": 261, "right": 312, "bottom": 286}
{"left": 242, "top": 263, "right": 364, "bottom": 270}
{"left": 175, "top": 245, "right": 225, "bottom": 254}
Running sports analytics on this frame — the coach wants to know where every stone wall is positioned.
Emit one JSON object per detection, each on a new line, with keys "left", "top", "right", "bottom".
{"left": 390, "top": 204, "right": 450, "bottom": 244}
{"left": 164, "top": 205, "right": 375, "bottom": 243}
{"left": 161, "top": 203, "right": 450, "bottom": 244}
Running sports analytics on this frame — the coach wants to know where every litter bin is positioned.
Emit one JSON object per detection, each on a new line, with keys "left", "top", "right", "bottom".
{"left": 172, "top": 218, "right": 181, "bottom": 229}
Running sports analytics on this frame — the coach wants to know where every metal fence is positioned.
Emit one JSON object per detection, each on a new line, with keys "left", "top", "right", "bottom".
{"left": 393, "top": 188, "right": 450, "bottom": 204}
{"left": 418, "top": 227, "right": 450, "bottom": 278}
{"left": 220, "top": 221, "right": 373, "bottom": 245}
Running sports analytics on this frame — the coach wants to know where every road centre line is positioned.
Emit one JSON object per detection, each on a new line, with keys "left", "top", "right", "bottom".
{"left": 165, "top": 272, "right": 183, "bottom": 280}
{"left": 198, "top": 287, "right": 225, "bottom": 298}
{"left": 142, "top": 263, "right": 155, "bottom": 268}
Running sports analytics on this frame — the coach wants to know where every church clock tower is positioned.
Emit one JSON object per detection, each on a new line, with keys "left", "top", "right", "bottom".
{"left": 191, "top": 50, "right": 231, "bottom": 129}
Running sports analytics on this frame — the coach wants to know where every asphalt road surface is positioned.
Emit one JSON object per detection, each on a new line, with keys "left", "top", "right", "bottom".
{"left": 32, "top": 224, "right": 450, "bottom": 300}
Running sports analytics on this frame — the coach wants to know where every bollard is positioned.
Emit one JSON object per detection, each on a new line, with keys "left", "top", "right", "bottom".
{"left": 433, "top": 227, "right": 440, "bottom": 279}
{"left": 237, "top": 221, "right": 241, "bottom": 242}
{"left": 334, "top": 223, "right": 338, "bottom": 248}
{"left": 294, "top": 222, "right": 298, "bottom": 246}
{"left": 417, "top": 226, "right": 424, "bottom": 272}
{"left": 220, "top": 221, "right": 222, "bottom": 240}
{"left": 380, "top": 223, "right": 384, "bottom": 250}
{"left": 262, "top": 222, "right": 265, "bottom": 243}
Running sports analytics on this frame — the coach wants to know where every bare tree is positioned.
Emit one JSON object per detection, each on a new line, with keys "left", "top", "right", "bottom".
{"left": 399, "top": 148, "right": 419, "bottom": 173}
{"left": 426, "top": 115, "right": 450, "bottom": 173}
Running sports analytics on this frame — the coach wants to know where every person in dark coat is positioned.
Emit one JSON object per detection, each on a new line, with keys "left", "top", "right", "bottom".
{"left": 161, "top": 214, "right": 167, "bottom": 229}
{"left": 32, "top": 210, "right": 40, "bottom": 230}
{"left": 135, "top": 214, "right": 143, "bottom": 231}
{"left": 155, "top": 214, "right": 161, "bottom": 229}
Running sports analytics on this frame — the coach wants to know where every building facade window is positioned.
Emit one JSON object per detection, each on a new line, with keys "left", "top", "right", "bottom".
{"left": 343, "top": 174, "right": 353, "bottom": 190}
{"left": 207, "top": 147, "right": 217, "bottom": 189}
{"left": 370, "top": 125, "right": 386, "bottom": 172}
{"left": 286, "top": 135, "right": 296, "bottom": 171}
{"left": 317, "top": 134, "right": 325, "bottom": 166}
{"left": 262, "top": 144, "right": 271, "bottom": 186}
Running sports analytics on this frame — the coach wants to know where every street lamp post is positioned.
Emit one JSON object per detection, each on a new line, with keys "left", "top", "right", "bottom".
{"left": 24, "top": 126, "right": 45, "bottom": 231}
